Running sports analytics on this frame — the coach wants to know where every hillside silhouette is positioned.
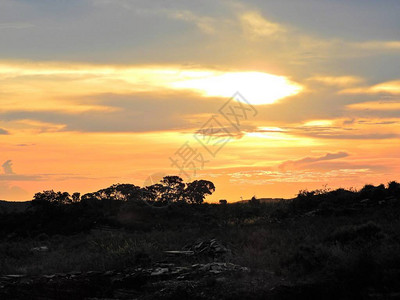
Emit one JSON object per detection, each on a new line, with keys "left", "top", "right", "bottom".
{"left": 1, "top": 177, "right": 400, "bottom": 299}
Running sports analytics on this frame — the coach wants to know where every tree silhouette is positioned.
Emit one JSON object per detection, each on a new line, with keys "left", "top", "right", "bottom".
{"left": 184, "top": 180, "right": 215, "bottom": 204}
{"left": 160, "top": 176, "right": 185, "bottom": 203}
{"left": 143, "top": 183, "right": 164, "bottom": 204}
{"left": 72, "top": 192, "right": 81, "bottom": 203}
{"left": 33, "top": 190, "right": 71, "bottom": 205}
{"left": 388, "top": 181, "right": 400, "bottom": 196}
{"left": 33, "top": 177, "right": 216, "bottom": 208}
{"left": 140, "top": 176, "right": 215, "bottom": 205}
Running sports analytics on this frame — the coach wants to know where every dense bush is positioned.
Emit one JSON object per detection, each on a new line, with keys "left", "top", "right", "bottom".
{"left": 328, "top": 222, "right": 384, "bottom": 244}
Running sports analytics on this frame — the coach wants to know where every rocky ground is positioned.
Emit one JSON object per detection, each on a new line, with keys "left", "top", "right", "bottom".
{"left": 0, "top": 261, "right": 250, "bottom": 299}
{"left": 1, "top": 262, "right": 343, "bottom": 300}
{"left": 0, "top": 239, "right": 302, "bottom": 299}
{"left": 1, "top": 238, "right": 394, "bottom": 300}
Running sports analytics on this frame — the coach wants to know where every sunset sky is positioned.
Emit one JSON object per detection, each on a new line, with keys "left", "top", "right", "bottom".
{"left": 1, "top": 0, "right": 400, "bottom": 201}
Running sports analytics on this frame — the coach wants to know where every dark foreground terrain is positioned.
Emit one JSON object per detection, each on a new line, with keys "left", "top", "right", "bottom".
{"left": 1, "top": 181, "right": 400, "bottom": 299}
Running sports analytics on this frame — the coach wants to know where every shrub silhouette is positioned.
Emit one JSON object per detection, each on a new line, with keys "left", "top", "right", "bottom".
{"left": 328, "top": 222, "right": 383, "bottom": 244}
{"left": 388, "top": 181, "right": 400, "bottom": 197}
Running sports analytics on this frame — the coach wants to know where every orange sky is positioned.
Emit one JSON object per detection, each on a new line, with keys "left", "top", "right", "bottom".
{"left": 1, "top": 1, "right": 400, "bottom": 201}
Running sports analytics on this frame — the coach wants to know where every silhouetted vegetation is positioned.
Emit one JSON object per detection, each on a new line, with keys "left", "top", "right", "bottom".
{"left": 1, "top": 179, "right": 400, "bottom": 299}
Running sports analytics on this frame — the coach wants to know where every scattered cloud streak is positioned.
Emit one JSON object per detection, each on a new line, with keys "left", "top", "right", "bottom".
{"left": 279, "top": 152, "right": 349, "bottom": 171}
{"left": 0, "top": 128, "right": 9, "bottom": 135}
{"left": 340, "top": 80, "right": 400, "bottom": 95}
{"left": 0, "top": 160, "right": 44, "bottom": 182}
{"left": 2, "top": 160, "right": 14, "bottom": 175}
{"left": 240, "top": 11, "right": 285, "bottom": 39}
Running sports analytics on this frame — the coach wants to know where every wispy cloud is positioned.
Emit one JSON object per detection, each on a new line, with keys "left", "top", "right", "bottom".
{"left": 356, "top": 40, "right": 400, "bottom": 51}
{"left": 0, "top": 160, "right": 43, "bottom": 181}
{"left": 307, "top": 75, "right": 363, "bottom": 87}
{"left": 0, "top": 128, "right": 9, "bottom": 135}
{"left": 240, "top": 11, "right": 285, "bottom": 39}
{"left": 347, "top": 101, "right": 400, "bottom": 111}
{"left": 279, "top": 152, "right": 349, "bottom": 171}
{"left": 340, "top": 80, "right": 400, "bottom": 95}
{"left": 169, "top": 10, "right": 217, "bottom": 34}
{"left": 228, "top": 168, "right": 377, "bottom": 185}
{"left": 267, "top": 117, "right": 400, "bottom": 140}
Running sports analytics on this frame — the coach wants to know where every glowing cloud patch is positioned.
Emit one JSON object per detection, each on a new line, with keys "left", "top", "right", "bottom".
{"left": 171, "top": 71, "right": 302, "bottom": 105}
{"left": 240, "top": 11, "right": 285, "bottom": 38}
{"left": 303, "top": 120, "right": 334, "bottom": 127}
{"left": 340, "top": 80, "right": 400, "bottom": 95}
{"left": 347, "top": 101, "right": 400, "bottom": 111}
{"left": 0, "top": 63, "right": 302, "bottom": 108}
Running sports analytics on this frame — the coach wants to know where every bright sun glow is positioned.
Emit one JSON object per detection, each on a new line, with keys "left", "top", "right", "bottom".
{"left": 171, "top": 71, "right": 302, "bottom": 105}
{"left": 0, "top": 63, "right": 303, "bottom": 110}
{"left": 303, "top": 120, "right": 334, "bottom": 127}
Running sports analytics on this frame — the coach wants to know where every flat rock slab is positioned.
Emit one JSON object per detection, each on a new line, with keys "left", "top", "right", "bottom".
{"left": 0, "top": 262, "right": 251, "bottom": 300}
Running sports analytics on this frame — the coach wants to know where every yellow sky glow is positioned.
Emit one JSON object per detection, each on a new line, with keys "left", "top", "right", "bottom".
{"left": 0, "top": 2, "right": 399, "bottom": 202}
{"left": 0, "top": 63, "right": 302, "bottom": 109}
{"left": 171, "top": 71, "right": 302, "bottom": 105}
